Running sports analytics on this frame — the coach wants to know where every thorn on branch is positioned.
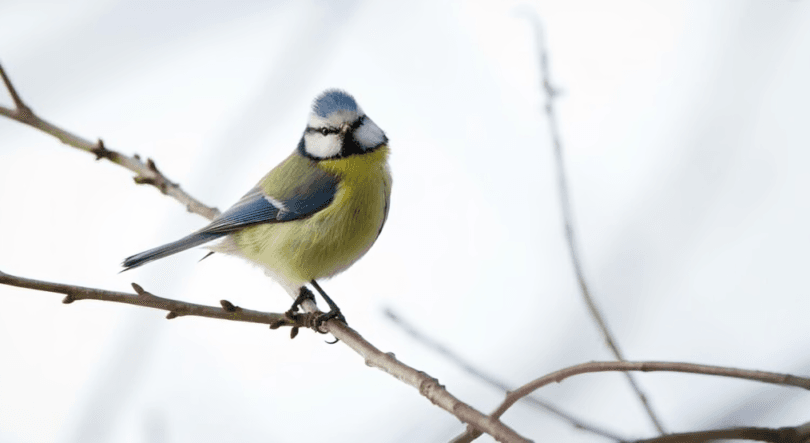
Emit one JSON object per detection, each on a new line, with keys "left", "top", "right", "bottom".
{"left": 62, "top": 294, "right": 75, "bottom": 304}
{"left": 146, "top": 158, "right": 160, "bottom": 173}
{"left": 131, "top": 282, "right": 147, "bottom": 296}
{"left": 290, "top": 327, "right": 299, "bottom": 339}
{"left": 132, "top": 158, "right": 178, "bottom": 194}
{"left": 166, "top": 311, "right": 178, "bottom": 319}
{"left": 220, "top": 299, "right": 239, "bottom": 312}
{"left": 91, "top": 139, "right": 113, "bottom": 161}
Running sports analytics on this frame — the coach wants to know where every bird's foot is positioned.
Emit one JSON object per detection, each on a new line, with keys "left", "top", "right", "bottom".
{"left": 309, "top": 280, "right": 347, "bottom": 333}
{"left": 314, "top": 307, "right": 346, "bottom": 332}
{"left": 286, "top": 287, "right": 316, "bottom": 317}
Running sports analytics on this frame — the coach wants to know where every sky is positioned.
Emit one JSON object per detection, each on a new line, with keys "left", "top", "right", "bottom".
{"left": 1, "top": 1, "right": 809, "bottom": 442}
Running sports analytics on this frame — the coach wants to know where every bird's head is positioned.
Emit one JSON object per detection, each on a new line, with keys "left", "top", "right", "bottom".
{"left": 299, "top": 90, "right": 387, "bottom": 159}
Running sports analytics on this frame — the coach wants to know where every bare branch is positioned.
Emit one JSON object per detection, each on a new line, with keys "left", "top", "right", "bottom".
{"left": 0, "top": 268, "right": 301, "bottom": 328}
{"left": 325, "top": 320, "right": 532, "bottom": 442}
{"left": 494, "top": 361, "right": 810, "bottom": 421}
{"left": 635, "top": 421, "right": 810, "bottom": 443}
{"left": 0, "top": 268, "right": 532, "bottom": 443}
{"left": 521, "top": 11, "right": 667, "bottom": 433}
{"left": 385, "top": 309, "right": 629, "bottom": 442}
{"left": 0, "top": 61, "right": 29, "bottom": 115}
{"left": 0, "top": 61, "right": 219, "bottom": 220}
{"left": 454, "top": 360, "right": 810, "bottom": 442}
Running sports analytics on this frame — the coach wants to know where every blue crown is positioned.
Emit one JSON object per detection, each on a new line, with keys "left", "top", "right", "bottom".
{"left": 312, "top": 90, "right": 358, "bottom": 118}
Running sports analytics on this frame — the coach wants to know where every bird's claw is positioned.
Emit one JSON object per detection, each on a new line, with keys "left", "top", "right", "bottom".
{"left": 286, "top": 287, "right": 316, "bottom": 317}
{"left": 314, "top": 307, "right": 346, "bottom": 332}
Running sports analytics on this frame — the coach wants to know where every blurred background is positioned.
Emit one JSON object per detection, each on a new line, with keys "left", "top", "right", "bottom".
{"left": 1, "top": 0, "right": 809, "bottom": 442}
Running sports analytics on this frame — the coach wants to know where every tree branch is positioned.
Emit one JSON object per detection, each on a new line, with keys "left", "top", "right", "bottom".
{"left": 0, "top": 268, "right": 304, "bottom": 329}
{"left": 521, "top": 11, "right": 667, "bottom": 434}
{"left": 0, "top": 61, "right": 219, "bottom": 221}
{"left": 0, "top": 269, "right": 532, "bottom": 443}
{"left": 385, "top": 309, "right": 629, "bottom": 442}
{"left": 634, "top": 421, "right": 810, "bottom": 443}
{"left": 490, "top": 361, "right": 810, "bottom": 421}
{"left": 453, "top": 360, "right": 810, "bottom": 442}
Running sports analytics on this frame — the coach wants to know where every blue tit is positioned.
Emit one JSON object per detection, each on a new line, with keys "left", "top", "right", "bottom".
{"left": 123, "top": 90, "right": 391, "bottom": 321}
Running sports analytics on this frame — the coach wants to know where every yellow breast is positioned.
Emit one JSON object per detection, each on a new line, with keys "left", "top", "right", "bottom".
{"left": 234, "top": 146, "right": 391, "bottom": 286}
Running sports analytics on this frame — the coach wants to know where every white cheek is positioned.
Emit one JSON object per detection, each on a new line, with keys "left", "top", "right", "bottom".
{"left": 354, "top": 118, "right": 385, "bottom": 149}
{"left": 304, "top": 133, "right": 341, "bottom": 158}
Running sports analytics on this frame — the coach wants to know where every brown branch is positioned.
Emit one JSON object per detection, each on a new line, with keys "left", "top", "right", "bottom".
{"left": 385, "top": 309, "right": 629, "bottom": 442}
{"left": 0, "top": 268, "right": 303, "bottom": 328}
{"left": 454, "top": 360, "right": 810, "bottom": 442}
{"left": 634, "top": 421, "right": 810, "bottom": 443}
{"left": 490, "top": 361, "right": 810, "bottom": 421}
{"left": 0, "top": 61, "right": 29, "bottom": 115}
{"left": 521, "top": 11, "right": 667, "bottom": 434}
{"left": 0, "top": 61, "right": 219, "bottom": 221}
{"left": 0, "top": 274, "right": 531, "bottom": 443}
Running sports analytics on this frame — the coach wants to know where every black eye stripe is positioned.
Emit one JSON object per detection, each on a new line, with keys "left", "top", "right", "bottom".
{"left": 305, "top": 126, "right": 339, "bottom": 135}
{"left": 305, "top": 116, "right": 366, "bottom": 136}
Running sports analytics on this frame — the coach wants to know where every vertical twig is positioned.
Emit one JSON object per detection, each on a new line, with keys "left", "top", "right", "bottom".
{"left": 523, "top": 12, "right": 667, "bottom": 434}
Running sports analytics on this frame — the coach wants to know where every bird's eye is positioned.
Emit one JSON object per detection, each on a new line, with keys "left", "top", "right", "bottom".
{"left": 319, "top": 128, "right": 330, "bottom": 136}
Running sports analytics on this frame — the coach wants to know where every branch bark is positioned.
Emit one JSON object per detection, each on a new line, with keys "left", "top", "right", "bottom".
{"left": 491, "top": 361, "right": 810, "bottom": 420}
{"left": 0, "top": 269, "right": 301, "bottom": 328}
{"left": 453, "top": 360, "right": 810, "bottom": 442}
{"left": 635, "top": 421, "right": 810, "bottom": 443}
{"left": 0, "top": 268, "right": 531, "bottom": 443}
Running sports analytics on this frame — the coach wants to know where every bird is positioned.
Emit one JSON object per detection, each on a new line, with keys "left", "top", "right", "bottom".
{"left": 122, "top": 90, "right": 391, "bottom": 325}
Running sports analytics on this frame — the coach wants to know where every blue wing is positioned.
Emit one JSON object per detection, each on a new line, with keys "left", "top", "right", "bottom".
{"left": 122, "top": 167, "right": 339, "bottom": 270}
{"left": 202, "top": 175, "right": 338, "bottom": 233}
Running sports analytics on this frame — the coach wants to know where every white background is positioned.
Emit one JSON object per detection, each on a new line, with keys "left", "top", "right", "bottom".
{"left": 1, "top": 1, "right": 809, "bottom": 442}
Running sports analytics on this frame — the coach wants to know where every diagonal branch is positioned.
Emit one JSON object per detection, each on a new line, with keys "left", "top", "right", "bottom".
{"left": 0, "top": 274, "right": 531, "bottom": 442}
{"left": 385, "top": 308, "right": 629, "bottom": 442}
{"left": 453, "top": 360, "right": 810, "bottom": 442}
{"left": 634, "top": 421, "right": 810, "bottom": 443}
{"left": 0, "top": 61, "right": 29, "bottom": 114}
{"left": 489, "top": 361, "right": 810, "bottom": 421}
{"left": 522, "top": 12, "right": 667, "bottom": 434}
{"left": 0, "top": 61, "right": 219, "bottom": 220}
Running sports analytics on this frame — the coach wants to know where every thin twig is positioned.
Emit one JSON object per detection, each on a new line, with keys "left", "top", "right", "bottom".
{"left": 0, "top": 269, "right": 302, "bottom": 328}
{"left": 0, "top": 62, "right": 29, "bottom": 114}
{"left": 0, "top": 269, "right": 531, "bottom": 443}
{"left": 0, "top": 61, "right": 219, "bottom": 220}
{"left": 522, "top": 12, "right": 667, "bottom": 434}
{"left": 493, "top": 361, "right": 810, "bottom": 420}
{"left": 634, "top": 421, "right": 810, "bottom": 443}
{"left": 385, "top": 309, "right": 628, "bottom": 442}
{"left": 453, "top": 360, "right": 810, "bottom": 442}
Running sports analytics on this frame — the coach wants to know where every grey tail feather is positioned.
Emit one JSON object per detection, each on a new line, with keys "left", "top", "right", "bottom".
{"left": 121, "top": 232, "right": 224, "bottom": 271}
